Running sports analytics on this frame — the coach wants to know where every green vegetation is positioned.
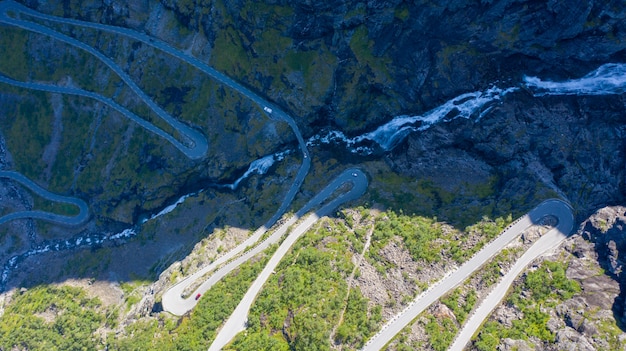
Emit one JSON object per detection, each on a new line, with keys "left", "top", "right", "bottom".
{"left": 362, "top": 160, "right": 559, "bottom": 231}
{"left": 165, "top": 255, "right": 273, "bottom": 349}
{"left": 456, "top": 215, "right": 511, "bottom": 262}
{"left": 3, "top": 90, "right": 52, "bottom": 181}
{"left": 1, "top": 5, "right": 607, "bottom": 351}
{"left": 285, "top": 50, "right": 317, "bottom": 77}
{"left": 0, "top": 25, "right": 194, "bottom": 213}
{"left": 0, "top": 7, "right": 275, "bottom": 228}
{"left": 370, "top": 211, "right": 445, "bottom": 263}
{"left": 394, "top": 6, "right": 410, "bottom": 21}
{"left": 1, "top": 23, "right": 121, "bottom": 97}
{"left": 211, "top": 2, "right": 293, "bottom": 88}
{"left": 515, "top": 260, "right": 581, "bottom": 304}
{"left": 349, "top": 25, "right": 391, "bottom": 79}
{"left": 334, "top": 26, "right": 399, "bottom": 131}
{"left": 391, "top": 307, "right": 461, "bottom": 351}
{"left": 597, "top": 316, "right": 626, "bottom": 350}
{"left": 368, "top": 210, "right": 510, "bottom": 268}
{"left": 475, "top": 248, "right": 519, "bottom": 288}
{"left": 39, "top": 16, "right": 221, "bottom": 132}
{"left": 0, "top": 198, "right": 600, "bottom": 351}
{"left": 209, "top": 0, "right": 336, "bottom": 118}
{"left": 334, "top": 289, "right": 383, "bottom": 348}
{"left": 425, "top": 315, "right": 458, "bottom": 351}
{"left": 227, "top": 217, "right": 373, "bottom": 350}
{"left": 1, "top": 0, "right": 337, "bottom": 234}
{"left": 120, "top": 279, "right": 151, "bottom": 312}
{"left": 441, "top": 288, "right": 477, "bottom": 325}
{"left": 473, "top": 259, "right": 581, "bottom": 350}
{"left": 0, "top": 27, "right": 30, "bottom": 80}
{"left": 389, "top": 242, "right": 523, "bottom": 351}
{"left": 365, "top": 161, "right": 508, "bottom": 228}
{"left": 419, "top": 290, "right": 477, "bottom": 351}
{"left": 62, "top": 247, "right": 112, "bottom": 279}
{"left": 31, "top": 196, "right": 80, "bottom": 217}
{"left": 109, "top": 250, "right": 273, "bottom": 350}
{"left": 0, "top": 285, "right": 107, "bottom": 350}
{"left": 211, "top": 25, "right": 253, "bottom": 77}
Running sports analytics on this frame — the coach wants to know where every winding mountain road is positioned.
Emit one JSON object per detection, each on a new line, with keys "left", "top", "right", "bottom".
{"left": 0, "top": 0, "right": 310, "bottom": 236}
{"left": 0, "top": 0, "right": 309, "bottom": 160}
{"left": 0, "top": 74, "right": 205, "bottom": 158}
{"left": 361, "top": 199, "right": 574, "bottom": 351}
{"left": 0, "top": 0, "right": 208, "bottom": 159}
{"left": 448, "top": 202, "right": 574, "bottom": 350}
{"left": 0, "top": 171, "right": 88, "bottom": 226}
{"left": 0, "top": 3, "right": 582, "bottom": 350}
{"left": 163, "top": 169, "right": 367, "bottom": 316}
{"left": 208, "top": 169, "right": 368, "bottom": 351}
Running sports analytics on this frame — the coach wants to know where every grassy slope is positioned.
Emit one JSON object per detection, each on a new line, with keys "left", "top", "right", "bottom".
{"left": 0, "top": 1, "right": 610, "bottom": 350}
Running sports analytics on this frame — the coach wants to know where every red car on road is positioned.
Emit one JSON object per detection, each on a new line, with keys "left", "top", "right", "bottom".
{"left": 195, "top": 293, "right": 201, "bottom": 301}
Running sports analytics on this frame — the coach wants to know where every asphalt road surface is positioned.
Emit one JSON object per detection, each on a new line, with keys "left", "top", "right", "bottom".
{"left": 0, "top": 1, "right": 208, "bottom": 159}
{"left": 0, "top": 74, "right": 206, "bottom": 159}
{"left": 208, "top": 169, "right": 368, "bottom": 351}
{"left": 0, "top": 4, "right": 581, "bottom": 351}
{"left": 163, "top": 169, "right": 367, "bottom": 315}
{"left": 0, "top": 1, "right": 310, "bottom": 235}
{"left": 448, "top": 200, "right": 574, "bottom": 351}
{"left": 362, "top": 199, "right": 574, "bottom": 351}
{"left": 0, "top": 171, "right": 89, "bottom": 226}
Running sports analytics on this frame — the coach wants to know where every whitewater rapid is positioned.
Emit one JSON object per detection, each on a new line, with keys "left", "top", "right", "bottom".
{"left": 308, "top": 62, "right": 626, "bottom": 155}
{"left": 524, "top": 63, "right": 626, "bottom": 96}
{"left": 0, "top": 226, "right": 137, "bottom": 287}
{"left": 223, "top": 150, "right": 291, "bottom": 190}
{"left": 0, "top": 150, "right": 289, "bottom": 289}
{"left": 2, "top": 62, "right": 625, "bottom": 290}
{"left": 308, "top": 86, "right": 518, "bottom": 154}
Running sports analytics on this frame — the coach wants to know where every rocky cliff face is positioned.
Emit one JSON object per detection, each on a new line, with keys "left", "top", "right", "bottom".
{"left": 390, "top": 93, "right": 626, "bottom": 218}
{"left": 154, "top": 0, "right": 626, "bottom": 215}
{"left": 580, "top": 206, "right": 626, "bottom": 327}
{"left": 43, "top": 0, "right": 626, "bottom": 127}
{"left": 156, "top": 0, "right": 626, "bottom": 127}
{"left": 148, "top": 0, "right": 626, "bottom": 343}
{"left": 4, "top": 0, "right": 623, "bottom": 225}
{"left": 0, "top": 0, "right": 625, "bottom": 345}
{"left": 469, "top": 207, "right": 626, "bottom": 351}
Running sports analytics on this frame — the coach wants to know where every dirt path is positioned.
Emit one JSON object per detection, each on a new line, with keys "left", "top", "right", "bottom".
{"left": 329, "top": 221, "right": 374, "bottom": 349}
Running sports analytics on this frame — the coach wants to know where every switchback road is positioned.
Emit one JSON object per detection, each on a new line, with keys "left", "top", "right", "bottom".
{"left": 163, "top": 169, "right": 367, "bottom": 316}
{"left": 0, "top": 0, "right": 208, "bottom": 159}
{"left": 448, "top": 200, "right": 574, "bottom": 351}
{"left": 362, "top": 199, "right": 574, "bottom": 351}
{"left": 0, "top": 171, "right": 88, "bottom": 226}
{"left": 209, "top": 169, "right": 368, "bottom": 350}
{"left": 0, "top": 0, "right": 310, "bottom": 237}
{"left": 0, "top": 74, "right": 204, "bottom": 159}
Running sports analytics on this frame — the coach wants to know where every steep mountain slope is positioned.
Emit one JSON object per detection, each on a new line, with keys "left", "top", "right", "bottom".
{"left": 0, "top": 0, "right": 624, "bottom": 350}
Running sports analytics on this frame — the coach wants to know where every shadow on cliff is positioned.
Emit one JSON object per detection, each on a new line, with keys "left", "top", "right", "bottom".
{"left": 581, "top": 216, "right": 626, "bottom": 332}
{"left": 0, "top": 160, "right": 296, "bottom": 295}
